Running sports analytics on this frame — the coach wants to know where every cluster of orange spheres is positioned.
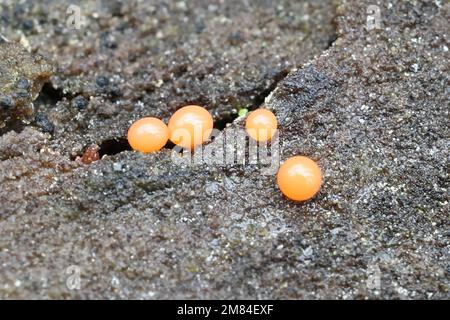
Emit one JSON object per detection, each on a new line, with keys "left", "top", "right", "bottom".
{"left": 127, "top": 105, "right": 213, "bottom": 153}
{"left": 127, "top": 106, "right": 322, "bottom": 201}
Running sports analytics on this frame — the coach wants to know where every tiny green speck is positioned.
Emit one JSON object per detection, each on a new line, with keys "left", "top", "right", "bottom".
{"left": 238, "top": 108, "right": 248, "bottom": 117}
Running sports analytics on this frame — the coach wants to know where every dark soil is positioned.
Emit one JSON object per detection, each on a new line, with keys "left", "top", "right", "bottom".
{"left": 0, "top": 0, "right": 448, "bottom": 299}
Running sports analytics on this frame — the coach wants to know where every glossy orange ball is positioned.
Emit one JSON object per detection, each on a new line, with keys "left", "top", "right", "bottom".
{"left": 168, "top": 105, "right": 213, "bottom": 149}
{"left": 245, "top": 108, "right": 278, "bottom": 142}
{"left": 277, "top": 156, "right": 322, "bottom": 201}
{"left": 127, "top": 117, "right": 169, "bottom": 153}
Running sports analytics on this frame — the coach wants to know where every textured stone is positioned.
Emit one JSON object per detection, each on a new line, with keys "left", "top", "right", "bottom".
{"left": 0, "top": 0, "right": 448, "bottom": 299}
{"left": 0, "top": 41, "right": 54, "bottom": 129}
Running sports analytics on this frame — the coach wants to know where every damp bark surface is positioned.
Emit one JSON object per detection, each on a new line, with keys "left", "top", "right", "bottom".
{"left": 0, "top": 0, "right": 449, "bottom": 299}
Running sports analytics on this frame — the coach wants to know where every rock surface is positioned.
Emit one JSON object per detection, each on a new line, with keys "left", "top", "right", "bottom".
{"left": 0, "top": 0, "right": 448, "bottom": 299}
{"left": 0, "top": 41, "right": 54, "bottom": 130}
